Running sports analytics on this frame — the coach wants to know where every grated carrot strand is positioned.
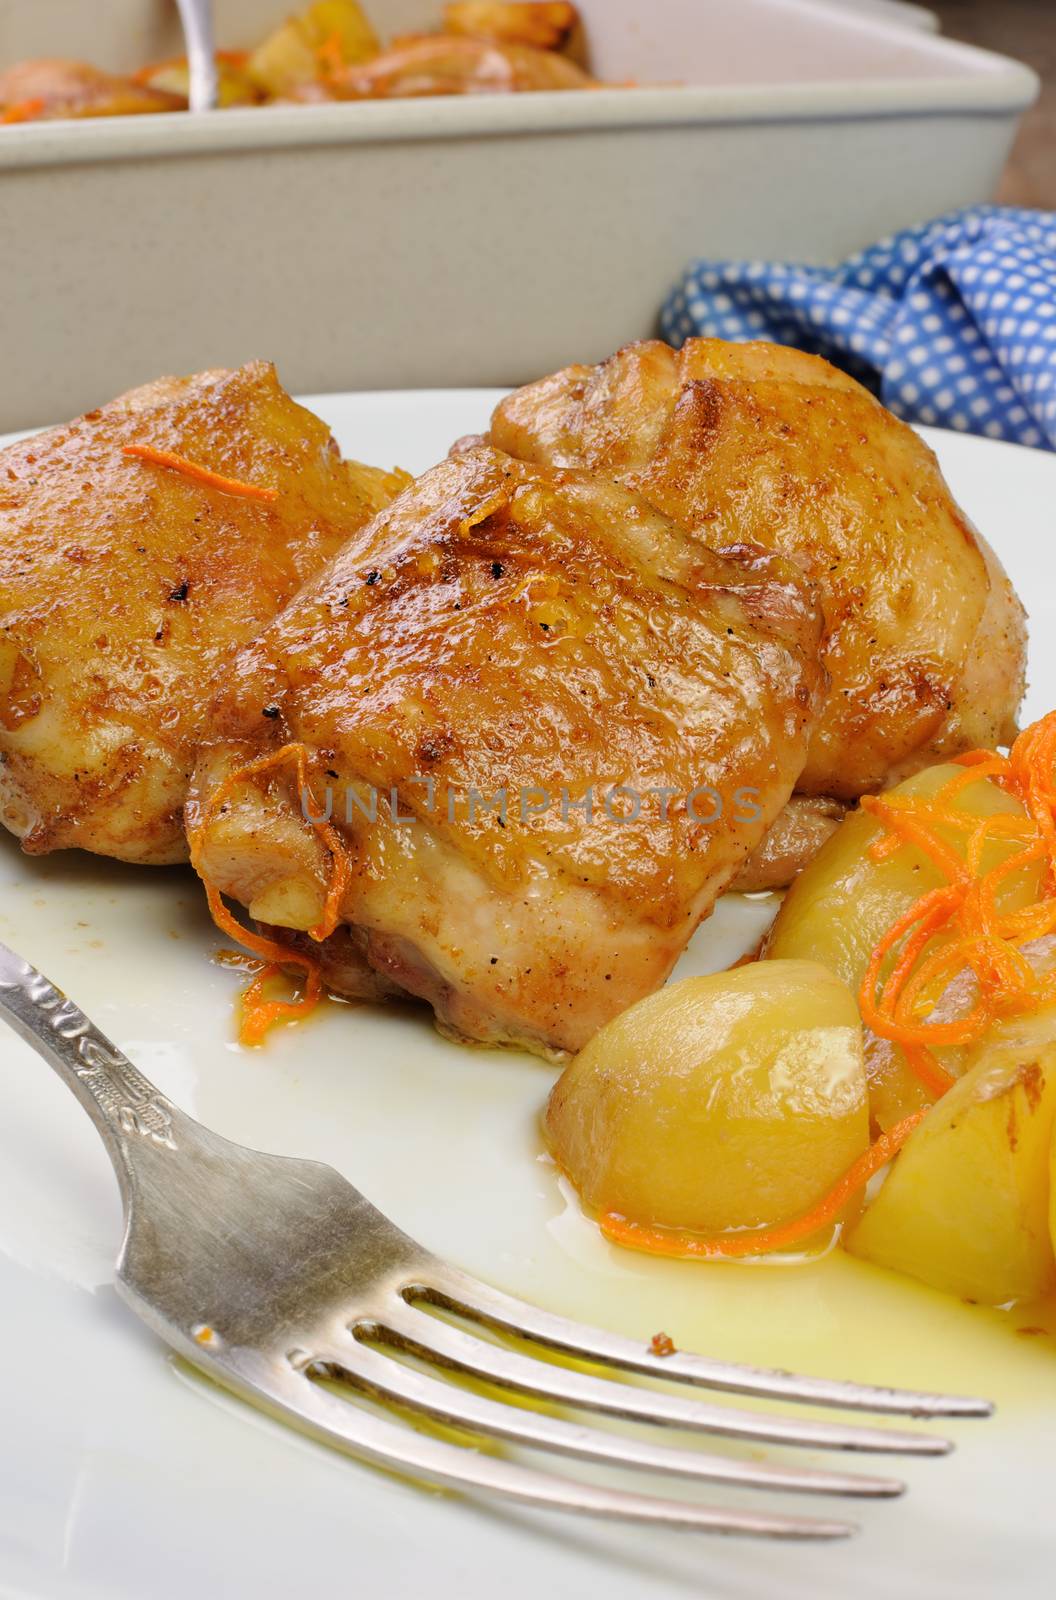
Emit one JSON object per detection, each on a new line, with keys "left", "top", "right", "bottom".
{"left": 601, "top": 1112, "right": 928, "bottom": 1260}
{"left": 123, "top": 443, "right": 279, "bottom": 502}
{"left": 190, "top": 744, "right": 351, "bottom": 1044}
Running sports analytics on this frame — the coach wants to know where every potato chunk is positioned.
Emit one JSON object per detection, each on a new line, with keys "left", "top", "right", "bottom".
{"left": 768, "top": 764, "right": 1036, "bottom": 990}
{"left": 545, "top": 961, "right": 869, "bottom": 1235}
{"left": 248, "top": 1, "right": 380, "bottom": 97}
{"left": 766, "top": 764, "right": 1040, "bottom": 1127}
{"left": 847, "top": 1017, "right": 1056, "bottom": 1304}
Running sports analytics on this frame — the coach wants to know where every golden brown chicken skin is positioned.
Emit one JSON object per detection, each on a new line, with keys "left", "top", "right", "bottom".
{"left": 488, "top": 339, "right": 1027, "bottom": 802}
{"left": 328, "top": 33, "right": 597, "bottom": 97}
{"left": 188, "top": 445, "right": 824, "bottom": 1057}
{"left": 442, "top": 2, "right": 581, "bottom": 51}
{"left": 0, "top": 363, "right": 406, "bottom": 865}
{"left": 0, "top": 59, "right": 185, "bottom": 121}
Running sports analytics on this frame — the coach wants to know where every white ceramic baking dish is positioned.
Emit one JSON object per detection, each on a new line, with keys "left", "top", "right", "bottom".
{"left": 0, "top": 0, "right": 1037, "bottom": 430}
{"left": 815, "top": 0, "right": 939, "bottom": 33}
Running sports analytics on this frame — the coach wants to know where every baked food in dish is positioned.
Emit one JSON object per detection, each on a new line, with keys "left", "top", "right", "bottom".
{"left": 0, "top": 2, "right": 599, "bottom": 124}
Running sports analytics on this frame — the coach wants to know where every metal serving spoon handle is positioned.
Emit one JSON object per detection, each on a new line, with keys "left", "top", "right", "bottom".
{"left": 175, "top": 0, "right": 220, "bottom": 113}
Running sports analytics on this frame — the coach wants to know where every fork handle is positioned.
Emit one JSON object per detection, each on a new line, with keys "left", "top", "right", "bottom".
{"left": 0, "top": 939, "right": 182, "bottom": 1197}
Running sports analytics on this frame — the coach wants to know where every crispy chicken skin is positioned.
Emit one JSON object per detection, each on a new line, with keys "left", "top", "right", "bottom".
{"left": 189, "top": 446, "right": 824, "bottom": 1057}
{"left": 0, "top": 363, "right": 405, "bottom": 865}
{"left": 442, "top": 3, "right": 580, "bottom": 51}
{"left": 0, "top": 59, "right": 185, "bottom": 121}
{"left": 488, "top": 339, "right": 1027, "bottom": 802}
{"left": 327, "top": 33, "right": 596, "bottom": 97}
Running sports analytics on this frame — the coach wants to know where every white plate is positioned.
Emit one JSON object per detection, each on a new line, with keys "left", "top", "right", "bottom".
{"left": 1, "top": 393, "right": 1054, "bottom": 1600}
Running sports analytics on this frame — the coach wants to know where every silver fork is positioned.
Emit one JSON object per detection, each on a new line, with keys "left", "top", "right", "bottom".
{"left": 0, "top": 937, "right": 991, "bottom": 1541}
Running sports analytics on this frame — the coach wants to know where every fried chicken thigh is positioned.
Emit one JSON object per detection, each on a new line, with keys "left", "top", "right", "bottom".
{"left": 189, "top": 446, "right": 824, "bottom": 1056}
{"left": 0, "top": 363, "right": 405, "bottom": 864}
{"left": 327, "top": 33, "right": 596, "bottom": 97}
{"left": 0, "top": 59, "right": 185, "bottom": 121}
{"left": 488, "top": 339, "right": 1027, "bottom": 802}
{"left": 442, "top": 3, "right": 580, "bottom": 51}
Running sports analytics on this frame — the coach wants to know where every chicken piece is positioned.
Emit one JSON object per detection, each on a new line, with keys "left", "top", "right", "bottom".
{"left": 188, "top": 445, "right": 824, "bottom": 1057}
{"left": 442, "top": 3, "right": 581, "bottom": 52}
{"left": 330, "top": 34, "right": 597, "bottom": 98}
{"left": 729, "top": 796, "right": 846, "bottom": 893}
{"left": 488, "top": 339, "right": 1027, "bottom": 802}
{"left": 0, "top": 59, "right": 184, "bottom": 122}
{"left": 0, "top": 363, "right": 406, "bottom": 865}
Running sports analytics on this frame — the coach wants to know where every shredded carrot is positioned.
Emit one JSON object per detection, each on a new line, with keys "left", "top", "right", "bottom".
{"left": 189, "top": 743, "right": 352, "bottom": 1045}
{"left": 603, "top": 710, "right": 1056, "bottom": 1267}
{"left": 1, "top": 97, "right": 45, "bottom": 124}
{"left": 316, "top": 29, "right": 348, "bottom": 80}
{"left": 130, "top": 60, "right": 160, "bottom": 85}
{"left": 201, "top": 883, "right": 323, "bottom": 1047}
{"left": 601, "top": 1112, "right": 928, "bottom": 1260}
{"left": 123, "top": 444, "right": 278, "bottom": 502}
{"left": 857, "top": 709, "right": 1056, "bottom": 1092}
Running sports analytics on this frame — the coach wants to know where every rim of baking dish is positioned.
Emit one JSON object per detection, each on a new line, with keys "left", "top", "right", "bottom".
{"left": 0, "top": 52, "right": 1039, "bottom": 173}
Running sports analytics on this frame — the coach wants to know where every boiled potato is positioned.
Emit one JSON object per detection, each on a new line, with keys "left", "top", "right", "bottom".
{"left": 767, "top": 764, "right": 1040, "bottom": 1127}
{"left": 847, "top": 1014, "right": 1056, "bottom": 1304}
{"left": 768, "top": 763, "right": 1036, "bottom": 991}
{"left": 248, "top": 1, "right": 380, "bottom": 96}
{"left": 546, "top": 961, "right": 869, "bottom": 1236}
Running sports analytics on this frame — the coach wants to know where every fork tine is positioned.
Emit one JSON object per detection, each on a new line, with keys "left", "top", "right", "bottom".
{"left": 375, "top": 1302, "right": 953, "bottom": 1455}
{"left": 228, "top": 1351, "right": 856, "bottom": 1539}
{"left": 318, "top": 1337, "right": 904, "bottom": 1498}
{"left": 410, "top": 1268, "right": 993, "bottom": 1420}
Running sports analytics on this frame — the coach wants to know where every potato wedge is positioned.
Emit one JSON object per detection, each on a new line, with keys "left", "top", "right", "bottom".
{"left": 847, "top": 1015, "right": 1056, "bottom": 1304}
{"left": 546, "top": 961, "right": 868, "bottom": 1235}
{"left": 248, "top": 1, "right": 380, "bottom": 97}
{"left": 766, "top": 764, "right": 1041, "bottom": 1127}
{"left": 767, "top": 764, "right": 1037, "bottom": 990}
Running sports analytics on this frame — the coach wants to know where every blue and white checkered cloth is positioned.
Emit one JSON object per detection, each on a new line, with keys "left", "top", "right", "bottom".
{"left": 662, "top": 207, "right": 1056, "bottom": 451}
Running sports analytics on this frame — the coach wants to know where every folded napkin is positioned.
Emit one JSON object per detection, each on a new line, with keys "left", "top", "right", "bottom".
{"left": 662, "top": 206, "right": 1056, "bottom": 451}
